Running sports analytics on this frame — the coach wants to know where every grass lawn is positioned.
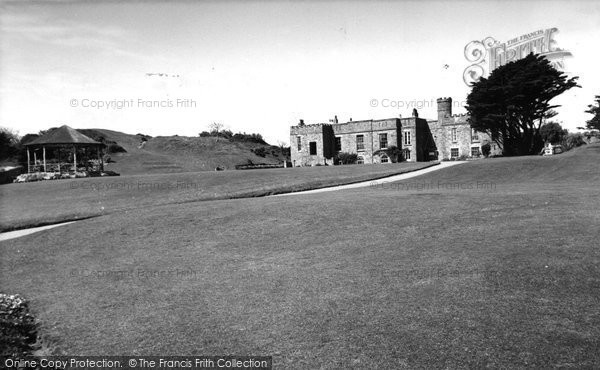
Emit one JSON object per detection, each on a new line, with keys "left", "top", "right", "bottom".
{"left": 0, "top": 161, "right": 433, "bottom": 232}
{"left": 1, "top": 144, "right": 599, "bottom": 367}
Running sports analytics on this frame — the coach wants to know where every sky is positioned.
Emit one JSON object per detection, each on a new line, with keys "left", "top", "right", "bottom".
{"left": 1, "top": 0, "right": 599, "bottom": 145}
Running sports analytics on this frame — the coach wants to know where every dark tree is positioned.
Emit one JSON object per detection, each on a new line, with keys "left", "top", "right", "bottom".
{"left": 540, "top": 122, "right": 568, "bottom": 144}
{"left": 20, "top": 134, "right": 39, "bottom": 145}
{"left": 466, "top": 54, "right": 579, "bottom": 156}
{"left": 585, "top": 95, "right": 600, "bottom": 131}
{"left": 0, "top": 127, "right": 20, "bottom": 160}
{"left": 481, "top": 143, "right": 491, "bottom": 157}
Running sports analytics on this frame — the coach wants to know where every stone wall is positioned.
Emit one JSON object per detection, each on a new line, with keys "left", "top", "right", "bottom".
{"left": 290, "top": 124, "right": 331, "bottom": 166}
{"left": 430, "top": 97, "right": 503, "bottom": 159}
{"left": 429, "top": 114, "right": 502, "bottom": 160}
{"left": 333, "top": 119, "right": 402, "bottom": 163}
{"left": 290, "top": 118, "right": 406, "bottom": 166}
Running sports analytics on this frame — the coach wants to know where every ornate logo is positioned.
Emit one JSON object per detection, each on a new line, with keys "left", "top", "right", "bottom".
{"left": 463, "top": 28, "right": 572, "bottom": 86}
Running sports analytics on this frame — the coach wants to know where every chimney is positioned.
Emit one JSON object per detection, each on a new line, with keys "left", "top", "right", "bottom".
{"left": 412, "top": 108, "right": 419, "bottom": 118}
{"left": 299, "top": 119, "right": 305, "bottom": 126}
{"left": 334, "top": 115, "right": 338, "bottom": 124}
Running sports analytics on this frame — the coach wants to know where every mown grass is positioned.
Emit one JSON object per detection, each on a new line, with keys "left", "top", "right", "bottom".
{"left": 1, "top": 144, "right": 599, "bottom": 368}
{"left": 0, "top": 162, "right": 433, "bottom": 232}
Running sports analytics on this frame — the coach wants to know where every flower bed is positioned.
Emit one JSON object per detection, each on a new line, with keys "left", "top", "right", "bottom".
{"left": 13, "top": 171, "right": 120, "bottom": 183}
{"left": 0, "top": 294, "right": 39, "bottom": 357}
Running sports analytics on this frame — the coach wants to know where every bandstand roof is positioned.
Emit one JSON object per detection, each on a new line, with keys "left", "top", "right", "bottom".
{"left": 24, "top": 125, "right": 103, "bottom": 146}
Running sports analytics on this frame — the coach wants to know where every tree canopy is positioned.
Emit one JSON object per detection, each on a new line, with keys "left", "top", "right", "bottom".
{"left": 540, "top": 122, "right": 568, "bottom": 144}
{"left": 0, "top": 127, "right": 21, "bottom": 160}
{"left": 585, "top": 95, "right": 600, "bottom": 131}
{"left": 466, "top": 53, "right": 579, "bottom": 156}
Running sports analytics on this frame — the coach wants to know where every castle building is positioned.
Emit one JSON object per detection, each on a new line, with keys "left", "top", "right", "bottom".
{"left": 290, "top": 97, "right": 501, "bottom": 166}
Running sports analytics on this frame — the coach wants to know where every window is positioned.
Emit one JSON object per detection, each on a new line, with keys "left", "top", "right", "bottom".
{"left": 471, "top": 146, "right": 481, "bottom": 157}
{"left": 356, "top": 135, "right": 365, "bottom": 151}
{"left": 451, "top": 128, "right": 457, "bottom": 142}
{"left": 471, "top": 129, "right": 479, "bottom": 142}
{"left": 404, "top": 131, "right": 411, "bottom": 145}
{"left": 451, "top": 148, "right": 459, "bottom": 158}
{"left": 357, "top": 156, "right": 364, "bottom": 164}
{"left": 379, "top": 133, "right": 388, "bottom": 149}
{"left": 309, "top": 141, "right": 317, "bottom": 155}
{"left": 335, "top": 137, "right": 342, "bottom": 152}
{"left": 297, "top": 136, "right": 302, "bottom": 151}
{"left": 404, "top": 149, "right": 411, "bottom": 160}
{"left": 380, "top": 154, "right": 389, "bottom": 163}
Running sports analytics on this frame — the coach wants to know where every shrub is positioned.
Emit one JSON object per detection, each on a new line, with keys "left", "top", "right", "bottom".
{"left": 540, "top": 122, "right": 568, "bottom": 144}
{"left": 561, "top": 133, "right": 587, "bottom": 151}
{"left": 107, "top": 143, "right": 127, "bottom": 154}
{"left": 200, "top": 130, "right": 267, "bottom": 144}
{"left": 481, "top": 143, "right": 491, "bottom": 157}
{"left": 0, "top": 294, "right": 39, "bottom": 357}
{"left": 280, "top": 146, "right": 291, "bottom": 157}
{"left": 375, "top": 146, "right": 403, "bottom": 163}
{"left": 252, "top": 147, "right": 267, "bottom": 157}
{"left": 232, "top": 132, "right": 267, "bottom": 144}
{"left": 215, "top": 129, "right": 233, "bottom": 140}
{"left": 335, "top": 152, "right": 358, "bottom": 164}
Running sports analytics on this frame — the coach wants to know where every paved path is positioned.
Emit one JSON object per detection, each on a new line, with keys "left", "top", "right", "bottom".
{"left": 0, "top": 222, "right": 76, "bottom": 242}
{"left": 274, "top": 161, "right": 465, "bottom": 196}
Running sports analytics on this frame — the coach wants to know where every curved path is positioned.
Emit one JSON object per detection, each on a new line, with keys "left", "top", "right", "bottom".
{"left": 0, "top": 221, "right": 76, "bottom": 242}
{"left": 0, "top": 161, "right": 465, "bottom": 241}
{"left": 274, "top": 161, "right": 465, "bottom": 196}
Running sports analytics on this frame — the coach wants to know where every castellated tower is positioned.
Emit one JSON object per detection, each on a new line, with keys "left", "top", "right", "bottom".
{"left": 437, "top": 97, "right": 452, "bottom": 123}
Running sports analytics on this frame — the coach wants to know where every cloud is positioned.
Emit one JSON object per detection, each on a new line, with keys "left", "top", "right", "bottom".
{"left": 0, "top": 10, "right": 167, "bottom": 62}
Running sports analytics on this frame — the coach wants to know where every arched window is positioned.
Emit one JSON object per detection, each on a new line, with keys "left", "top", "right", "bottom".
{"left": 380, "top": 154, "right": 389, "bottom": 163}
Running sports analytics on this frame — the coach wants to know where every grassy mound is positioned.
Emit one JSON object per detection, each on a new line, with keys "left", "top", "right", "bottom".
{"left": 85, "top": 129, "right": 286, "bottom": 175}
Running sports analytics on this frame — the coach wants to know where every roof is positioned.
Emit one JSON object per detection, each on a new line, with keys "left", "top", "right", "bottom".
{"left": 24, "top": 125, "right": 103, "bottom": 146}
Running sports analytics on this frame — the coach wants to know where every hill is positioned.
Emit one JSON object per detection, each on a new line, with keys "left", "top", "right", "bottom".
{"left": 79, "top": 129, "right": 287, "bottom": 175}
{"left": 407, "top": 143, "right": 600, "bottom": 187}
